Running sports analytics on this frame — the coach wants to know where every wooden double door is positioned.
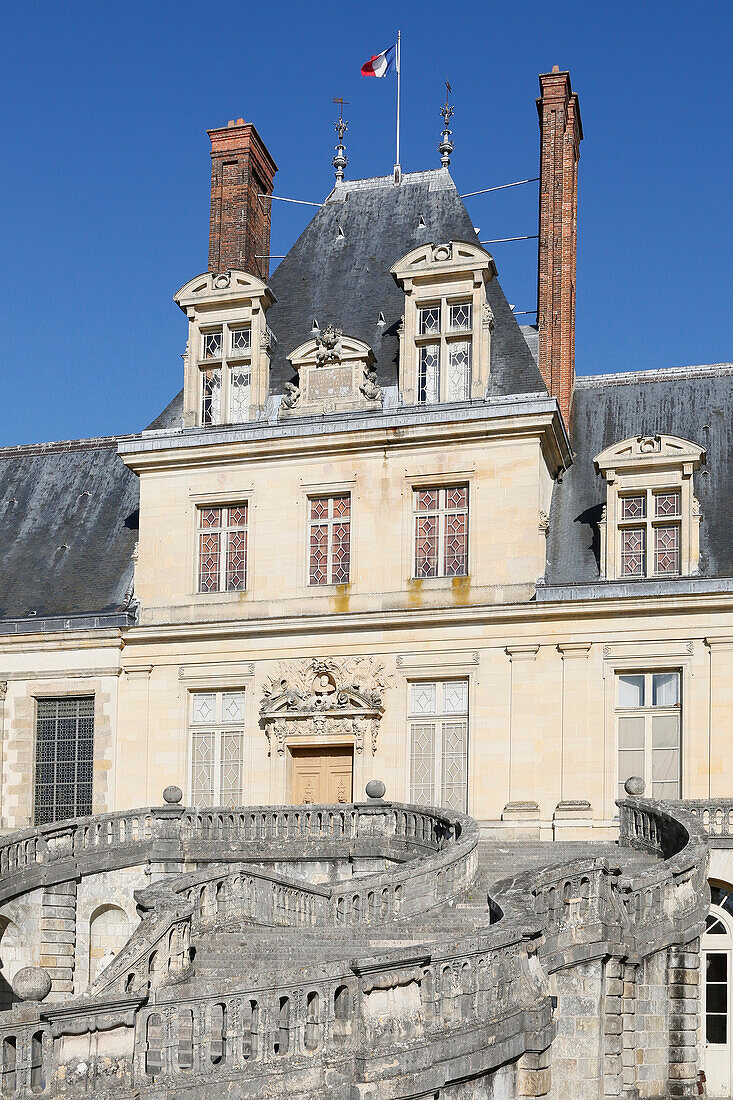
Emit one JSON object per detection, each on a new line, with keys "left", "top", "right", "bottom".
{"left": 291, "top": 746, "right": 353, "bottom": 805}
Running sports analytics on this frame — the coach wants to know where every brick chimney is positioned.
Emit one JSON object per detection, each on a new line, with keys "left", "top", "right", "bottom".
{"left": 536, "top": 68, "right": 582, "bottom": 425}
{"left": 208, "top": 120, "right": 278, "bottom": 281}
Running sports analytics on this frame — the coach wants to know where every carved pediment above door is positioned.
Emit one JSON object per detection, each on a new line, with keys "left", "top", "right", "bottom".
{"left": 260, "top": 657, "right": 391, "bottom": 757}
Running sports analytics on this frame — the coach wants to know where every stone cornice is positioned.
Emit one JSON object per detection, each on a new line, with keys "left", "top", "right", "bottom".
{"left": 118, "top": 396, "right": 572, "bottom": 478}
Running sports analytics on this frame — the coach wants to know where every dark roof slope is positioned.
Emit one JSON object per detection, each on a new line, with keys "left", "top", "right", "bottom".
{"left": 545, "top": 365, "right": 733, "bottom": 584}
{"left": 148, "top": 169, "right": 546, "bottom": 428}
{"left": 267, "top": 168, "right": 546, "bottom": 398}
{"left": 0, "top": 438, "right": 139, "bottom": 620}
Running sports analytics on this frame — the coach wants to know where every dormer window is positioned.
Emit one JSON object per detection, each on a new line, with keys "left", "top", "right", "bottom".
{"left": 416, "top": 301, "right": 473, "bottom": 403}
{"left": 175, "top": 270, "right": 275, "bottom": 429}
{"left": 595, "top": 435, "right": 705, "bottom": 581}
{"left": 391, "top": 241, "right": 495, "bottom": 407}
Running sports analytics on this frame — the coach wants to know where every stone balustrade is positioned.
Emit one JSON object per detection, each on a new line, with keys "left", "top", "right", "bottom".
{"left": 0, "top": 792, "right": 710, "bottom": 1098}
{"left": 677, "top": 798, "right": 733, "bottom": 839}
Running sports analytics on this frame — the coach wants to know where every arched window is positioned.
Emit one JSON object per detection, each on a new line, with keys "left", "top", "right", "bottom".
{"left": 242, "top": 1000, "right": 259, "bottom": 1060}
{"left": 274, "top": 996, "right": 290, "bottom": 1055}
{"left": 2, "top": 1036, "right": 17, "bottom": 1095}
{"left": 210, "top": 1003, "right": 227, "bottom": 1065}
{"left": 177, "top": 1009, "right": 193, "bottom": 1071}
{"left": 89, "top": 904, "right": 131, "bottom": 983}
{"left": 30, "top": 1032, "right": 45, "bottom": 1094}
{"left": 304, "top": 991, "right": 320, "bottom": 1051}
{"left": 145, "top": 1014, "right": 163, "bottom": 1077}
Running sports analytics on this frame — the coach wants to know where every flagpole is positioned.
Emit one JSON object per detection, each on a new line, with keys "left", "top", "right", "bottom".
{"left": 395, "top": 30, "right": 401, "bottom": 179}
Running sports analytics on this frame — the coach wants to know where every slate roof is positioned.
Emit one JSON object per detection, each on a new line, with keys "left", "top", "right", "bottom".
{"left": 0, "top": 438, "right": 139, "bottom": 621}
{"left": 148, "top": 169, "right": 546, "bottom": 429}
{"left": 545, "top": 364, "right": 733, "bottom": 585}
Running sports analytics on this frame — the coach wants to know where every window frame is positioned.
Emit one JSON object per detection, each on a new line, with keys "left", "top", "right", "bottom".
{"left": 188, "top": 689, "right": 247, "bottom": 808}
{"left": 618, "top": 488, "right": 682, "bottom": 578}
{"left": 615, "top": 669, "right": 682, "bottom": 801}
{"left": 198, "top": 322, "right": 253, "bottom": 426}
{"left": 415, "top": 296, "right": 474, "bottom": 404}
{"left": 407, "top": 678, "right": 469, "bottom": 813}
{"left": 196, "top": 503, "right": 249, "bottom": 594}
{"left": 412, "top": 484, "right": 469, "bottom": 579}
{"left": 308, "top": 493, "right": 351, "bottom": 586}
{"left": 33, "top": 695, "right": 95, "bottom": 825}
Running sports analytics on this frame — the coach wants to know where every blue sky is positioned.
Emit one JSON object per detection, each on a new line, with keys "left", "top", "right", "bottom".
{"left": 0, "top": 0, "right": 730, "bottom": 445}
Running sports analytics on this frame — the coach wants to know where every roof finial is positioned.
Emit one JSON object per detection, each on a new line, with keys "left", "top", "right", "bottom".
{"left": 332, "top": 97, "right": 349, "bottom": 182}
{"left": 438, "top": 81, "right": 454, "bottom": 168}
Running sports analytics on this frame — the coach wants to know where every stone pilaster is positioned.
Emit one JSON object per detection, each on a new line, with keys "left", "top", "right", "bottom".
{"left": 667, "top": 939, "right": 700, "bottom": 1099}
{"left": 603, "top": 957, "right": 624, "bottom": 1098}
{"left": 40, "top": 880, "right": 77, "bottom": 999}
{"left": 620, "top": 962, "right": 637, "bottom": 1098}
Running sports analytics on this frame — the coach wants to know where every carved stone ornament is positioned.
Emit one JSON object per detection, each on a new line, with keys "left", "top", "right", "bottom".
{"left": 482, "top": 302, "right": 495, "bottom": 331}
{"left": 260, "top": 658, "right": 392, "bottom": 757}
{"left": 538, "top": 510, "right": 550, "bottom": 533}
{"left": 281, "top": 331, "right": 381, "bottom": 418}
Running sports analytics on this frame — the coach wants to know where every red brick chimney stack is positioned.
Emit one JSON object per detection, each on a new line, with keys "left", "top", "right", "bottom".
{"left": 208, "top": 120, "right": 278, "bottom": 282}
{"left": 536, "top": 68, "right": 583, "bottom": 425}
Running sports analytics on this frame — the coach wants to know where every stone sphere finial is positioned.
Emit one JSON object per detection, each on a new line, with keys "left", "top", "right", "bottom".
{"left": 624, "top": 776, "right": 646, "bottom": 797}
{"left": 365, "top": 779, "right": 386, "bottom": 800}
{"left": 163, "top": 785, "right": 183, "bottom": 805}
{"left": 12, "top": 967, "right": 52, "bottom": 1002}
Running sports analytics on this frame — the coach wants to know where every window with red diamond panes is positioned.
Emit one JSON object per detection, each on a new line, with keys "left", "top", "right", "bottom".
{"left": 618, "top": 488, "right": 681, "bottom": 578}
{"left": 309, "top": 495, "right": 350, "bottom": 585}
{"left": 413, "top": 486, "right": 468, "bottom": 578}
{"left": 197, "top": 504, "right": 248, "bottom": 593}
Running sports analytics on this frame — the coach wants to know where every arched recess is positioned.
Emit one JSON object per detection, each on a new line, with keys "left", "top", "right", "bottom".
{"left": 702, "top": 883, "right": 733, "bottom": 1096}
{"left": 0, "top": 918, "right": 23, "bottom": 1009}
{"left": 88, "top": 904, "right": 131, "bottom": 981}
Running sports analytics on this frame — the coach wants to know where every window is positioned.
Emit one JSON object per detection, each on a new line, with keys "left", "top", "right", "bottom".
{"left": 619, "top": 489, "right": 681, "bottom": 578}
{"left": 197, "top": 505, "right": 248, "bottom": 593}
{"left": 616, "top": 671, "right": 680, "bottom": 800}
{"left": 594, "top": 435, "right": 705, "bottom": 581}
{"left": 409, "top": 680, "right": 468, "bottom": 812}
{"left": 34, "top": 697, "right": 94, "bottom": 825}
{"left": 413, "top": 486, "right": 468, "bottom": 578}
{"left": 199, "top": 323, "right": 252, "bottom": 426}
{"left": 416, "top": 300, "right": 473, "bottom": 403}
{"left": 309, "top": 495, "right": 350, "bottom": 585}
{"left": 189, "top": 691, "right": 245, "bottom": 807}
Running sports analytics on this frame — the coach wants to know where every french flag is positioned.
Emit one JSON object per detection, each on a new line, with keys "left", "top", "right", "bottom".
{"left": 361, "top": 43, "right": 397, "bottom": 77}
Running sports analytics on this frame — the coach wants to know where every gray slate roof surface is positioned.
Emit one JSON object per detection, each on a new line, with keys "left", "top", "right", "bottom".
{"left": 0, "top": 440, "right": 139, "bottom": 619}
{"left": 545, "top": 367, "right": 733, "bottom": 584}
{"left": 146, "top": 169, "right": 546, "bottom": 429}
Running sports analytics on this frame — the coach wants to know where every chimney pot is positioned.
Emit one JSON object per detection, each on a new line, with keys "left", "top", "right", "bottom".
{"left": 207, "top": 121, "right": 278, "bottom": 281}
{"left": 552, "top": 64, "right": 560, "bottom": 73}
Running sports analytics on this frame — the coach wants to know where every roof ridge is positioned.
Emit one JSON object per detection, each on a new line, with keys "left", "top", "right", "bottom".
{"left": 0, "top": 432, "right": 138, "bottom": 459}
{"left": 576, "top": 362, "right": 733, "bottom": 388}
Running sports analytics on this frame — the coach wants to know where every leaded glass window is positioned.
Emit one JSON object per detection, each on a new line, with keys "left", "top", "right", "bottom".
{"left": 201, "top": 368, "right": 222, "bottom": 426}
{"left": 229, "top": 369, "right": 252, "bottom": 424}
{"left": 413, "top": 486, "right": 468, "bottom": 578}
{"left": 190, "top": 691, "right": 245, "bottom": 807}
{"left": 202, "top": 330, "right": 223, "bottom": 360}
{"left": 619, "top": 489, "right": 681, "bottom": 578}
{"left": 197, "top": 504, "right": 248, "bottom": 593}
{"left": 415, "top": 298, "right": 473, "bottom": 403}
{"left": 409, "top": 680, "right": 468, "bottom": 812}
{"left": 198, "top": 323, "right": 253, "bottom": 426}
{"left": 34, "top": 697, "right": 94, "bottom": 825}
{"left": 309, "top": 495, "right": 350, "bottom": 585}
{"left": 616, "top": 671, "right": 681, "bottom": 800}
{"left": 229, "top": 326, "right": 251, "bottom": 356}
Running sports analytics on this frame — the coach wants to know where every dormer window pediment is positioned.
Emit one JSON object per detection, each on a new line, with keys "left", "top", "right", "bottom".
{"left": 175, "top": 269, "right": 276, "bottom": 428}
{"left": 279, "top": 327, "right": 381, "bottom": 418}
{"left": 390, "top": 240, "right": 496, "bottom": 406}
